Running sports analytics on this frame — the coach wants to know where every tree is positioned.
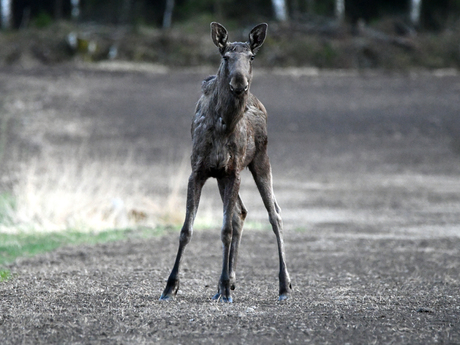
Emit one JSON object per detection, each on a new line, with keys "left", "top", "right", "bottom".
{"left": 71, "top": 0, "right": 81, "bottom": 20}
{"left": 163, "top": 0, "right": 175, "bottom": 29}
{"left": 1, "top": 0, "right": 12, "bottom": 29}
{"left": 335, "top": 0, "right": 345, "bottom": 22}
{"left": 410, "top": 0, "right": 422, "bottom": 25}
{"left": 272, "top": 0, "right": 288, "bottom": 21}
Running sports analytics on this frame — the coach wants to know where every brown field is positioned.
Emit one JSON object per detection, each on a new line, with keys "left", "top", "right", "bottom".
{"left": 0, "top": 65, "right": 459, "bottom": 344}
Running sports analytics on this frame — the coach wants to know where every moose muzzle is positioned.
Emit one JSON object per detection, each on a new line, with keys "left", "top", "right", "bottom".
{"left": 229, "top": 73, "right": 249, "bottom": 97}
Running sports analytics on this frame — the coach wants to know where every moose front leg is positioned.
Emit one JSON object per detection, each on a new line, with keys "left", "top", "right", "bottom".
{"left": 160, "top": 172, "right": 206, "bottom": 301}
{"left": 213, "top": 175, "right": 241, "bottom": 303}
{"left": 250, "top": 155, "right": 292, "bottom": 301}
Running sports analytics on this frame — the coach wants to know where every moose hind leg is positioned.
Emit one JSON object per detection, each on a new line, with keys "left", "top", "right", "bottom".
{"left": 216, "top": 180, "right": 247, "bottom": 297}
{"left": 212, "top": 176, "right": 241, "bottom": 302}
{"left": 250, "top": 157, "right": 292, "bottom": 300}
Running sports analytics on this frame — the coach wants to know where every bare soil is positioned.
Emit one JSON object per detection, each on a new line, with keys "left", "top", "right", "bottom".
{"left": 0, "top": 65, "right": 460, "bottom": 344}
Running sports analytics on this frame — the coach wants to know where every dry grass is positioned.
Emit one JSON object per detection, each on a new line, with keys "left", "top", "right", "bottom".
{"left": 1, "top": 149, "right": 190, "bottom": 233}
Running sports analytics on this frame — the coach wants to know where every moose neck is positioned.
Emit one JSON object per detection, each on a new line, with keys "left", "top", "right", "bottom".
{"left": 214, "top": 65, "right": 248, "bottom": 134}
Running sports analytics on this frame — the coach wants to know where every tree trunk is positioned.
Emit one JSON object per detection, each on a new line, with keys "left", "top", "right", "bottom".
{"left": 335, "top": 0, "right": 345, "bottom": 22}
{"left": 71, "top": 0, "right": 80, "bottom": 21}
{"left": 163, "top": 0, "right": 175, "bottom": 29}
{"left": 1, "top": 0, "right": 12, "bottom": 29}
{"left": 272, "top": 0, "right": 288, "bottom": 21}
{"left": 410, "top": 0, "right": 422, "bottom": 25}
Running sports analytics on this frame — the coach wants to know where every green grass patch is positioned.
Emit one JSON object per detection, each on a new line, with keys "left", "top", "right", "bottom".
{"left": 0, "top": 269, "right": 11, "bottom": 281}
{"left": 0, "top": 226, "right": 174, "bottom": 270}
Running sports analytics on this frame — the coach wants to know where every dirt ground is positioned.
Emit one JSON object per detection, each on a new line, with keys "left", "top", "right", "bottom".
{"left": 0, "top": 64, "right": 460, "bottom": 344}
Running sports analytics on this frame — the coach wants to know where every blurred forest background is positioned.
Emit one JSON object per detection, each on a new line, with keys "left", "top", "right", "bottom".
{"left": 1, "top": 0, "right": 460, "bottom": 69}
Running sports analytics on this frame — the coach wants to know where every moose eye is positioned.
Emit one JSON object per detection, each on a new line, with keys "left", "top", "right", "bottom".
{"left": 250, "top": 55, "right": 255, "bottom": 61}
{"left": 223, "top": 56, "right": 229, "bottom": 61}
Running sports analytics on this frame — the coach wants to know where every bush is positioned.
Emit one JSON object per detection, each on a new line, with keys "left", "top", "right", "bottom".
{"left": 32, "top": 11, "right": 54, "bottom": 28}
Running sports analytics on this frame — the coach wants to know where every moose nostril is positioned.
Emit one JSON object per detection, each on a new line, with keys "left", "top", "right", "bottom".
{"left": 229, "top": 83, "right": 248, "bottom": 95}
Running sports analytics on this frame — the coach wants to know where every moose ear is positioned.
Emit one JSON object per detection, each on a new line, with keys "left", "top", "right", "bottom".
{"left": 249, "top": 23, "right": 268, "bottom": 53}
{"left": 211, "top": 22, "right": 228, "bottom": 54}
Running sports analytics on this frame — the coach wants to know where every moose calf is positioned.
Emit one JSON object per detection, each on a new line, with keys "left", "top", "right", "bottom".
{"left": 160, "top": 22, "right": 291, "bottom": 302}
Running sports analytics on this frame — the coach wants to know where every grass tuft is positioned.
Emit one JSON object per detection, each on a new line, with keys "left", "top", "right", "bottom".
{"left": 0, "top": 269, "right": 10, "bottom": 282}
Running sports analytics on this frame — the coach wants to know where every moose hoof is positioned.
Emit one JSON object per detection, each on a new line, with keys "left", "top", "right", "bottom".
{"left": 159, "top": 294, "right": 174, "bottom": 301}
{"left": 278, "top": 293, "right": 290, "bottom": 301}
{"left": 160, "top": 278, "right": 179, "bottom": 301}
{"left": 212, "top": 293, "right": 233, "bottom": 303}
{"left": 279, "top": 282, "right": 292, "bottom": 301}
